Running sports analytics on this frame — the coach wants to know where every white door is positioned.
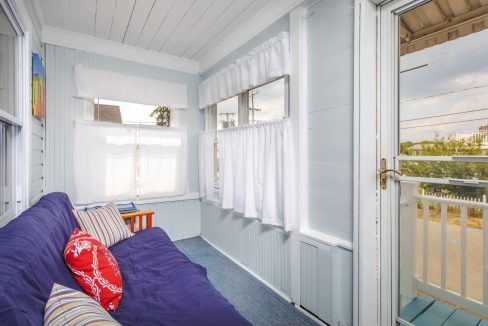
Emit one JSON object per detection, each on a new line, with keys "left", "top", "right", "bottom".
{"left": 379, "top": 0, "right": 488, "bottom": 325}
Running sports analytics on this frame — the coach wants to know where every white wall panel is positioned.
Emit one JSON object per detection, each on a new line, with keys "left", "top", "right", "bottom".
{"left": 300, "top": 238, "right": 353, "bottom": 326}
{"left": 44, "top": 44, "right": 203, "bottom": 238}
{"left": 306, "top": 0, "right": 354, "bottom": 242}
{"left": 201, "top": 202, "right": 291, "bottom": 297}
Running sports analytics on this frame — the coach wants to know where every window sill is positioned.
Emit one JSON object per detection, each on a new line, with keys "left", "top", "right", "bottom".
{"left": 300, "top": 228, "right": 353, "bottom": 251}
{"left": 74, "top": 192, "right": 200, "bottom": 208}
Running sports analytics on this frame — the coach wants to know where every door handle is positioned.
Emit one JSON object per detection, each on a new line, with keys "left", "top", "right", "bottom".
{"left": 379, "top": 158, "right": 403, "bottom": 190}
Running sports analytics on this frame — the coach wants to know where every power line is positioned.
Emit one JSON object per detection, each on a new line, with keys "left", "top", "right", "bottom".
{"left": 401, "top": 117, "right": 488, "bottom": 129}
{"left": 400, "top": 83, "right": 488, "bottom": 103}
{"left": 401, "top": 107, "right": 488, "bottom": 122}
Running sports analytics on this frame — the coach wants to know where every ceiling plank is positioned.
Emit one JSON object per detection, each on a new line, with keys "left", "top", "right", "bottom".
{"left": 95, "top": 0, "right": 116, "bottom": 38}
{"left": 159, "top": 0, "right": 213, "bottom": 54}
{"left": 183, "top": 0, "right": 263, "bottom": 59}
{"left": 171, "top": 0, "right": 233, "bottom": 57}
{"left": 123, "top": 0, "right": 156, "bottom": 45}
{"left": 39, "top": 0, "right": 64, "bottom": 27}
{"left": 59, "top": 0, "right": 96, "bottom": 35}
{"left": 135, "top": 0, "right": 174, "bottom": 49}
{"left": 109, "top": 0, "right": 136, "bottom": 43}
{"left": 189, "top": 0, "right": 271, "bottom": 60}
{"left": 147, "top": 0, "right": 194, "bottom": 52}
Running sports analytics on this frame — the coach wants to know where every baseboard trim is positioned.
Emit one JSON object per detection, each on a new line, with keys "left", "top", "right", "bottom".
{"left": 200, "top": 235, "right": 328, "bottom": 326}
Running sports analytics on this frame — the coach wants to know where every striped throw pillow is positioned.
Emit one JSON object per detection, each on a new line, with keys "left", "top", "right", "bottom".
{"left": 72, "top": 203, "right": 133, "bottom": 247}
{"left": 44, "top": 283, "right": 121, "bottom": 326}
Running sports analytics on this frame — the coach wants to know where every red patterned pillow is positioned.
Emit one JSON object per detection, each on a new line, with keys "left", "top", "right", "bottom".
{"left": 64, "top": 229, "right": 123, "bottom": 311}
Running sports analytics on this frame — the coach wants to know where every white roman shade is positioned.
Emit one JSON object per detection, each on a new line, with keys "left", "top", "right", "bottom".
{"left": 74, "top": 65, "right": 188, "bottom": 108}
{"left": 199, "top": 32, "right": 290, "bottom": 108}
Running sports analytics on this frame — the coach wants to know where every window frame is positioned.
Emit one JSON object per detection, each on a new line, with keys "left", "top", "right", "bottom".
{"left": 0, "top": 0, "right": 27, "bottom": 226}
{"left": 205, "top": 76, "right": 290, "bottom": 197}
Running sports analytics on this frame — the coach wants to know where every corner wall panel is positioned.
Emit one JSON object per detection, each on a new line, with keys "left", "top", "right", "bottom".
{"left": 30, "top": 117, "right": 45, "bottom": 205}
{"left": 201, "top": 202, "right": 291, "bottom": 297}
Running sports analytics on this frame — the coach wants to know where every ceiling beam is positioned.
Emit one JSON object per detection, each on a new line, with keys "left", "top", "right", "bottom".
{"left": 42, "top": 25, "right": 200, "bottom": 74}
{"left": 410, "top": 3, "right": 488, "bottom": 40}
{"left": 433, "top": 0, "right": 448, "bottom": 20}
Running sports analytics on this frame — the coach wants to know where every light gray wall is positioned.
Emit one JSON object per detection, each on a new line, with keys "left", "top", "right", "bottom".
{"left": 44, "top": 44, "right": 203, "bottom": 240}
{"left": 307, "top": 0, "right": 354, "bottom": 242}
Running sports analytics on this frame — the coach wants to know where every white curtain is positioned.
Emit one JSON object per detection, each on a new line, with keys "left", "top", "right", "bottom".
{"left": 138, "top": 127, "right": 187, "bottom": 199}
{"left": 199, "top": 131, "right": 216, "bottom": 200}
{"left": 199, "top": 32, "right": 290, "bottom": 108}
{"left": 217, "top": 119, "right": 294, "bottom": 231}
{"left": 74, "top": 65, "right": 188, "bottom": 108}
{"left": 73, "top": 122, "right": 138, "bottom": 204}
{"left": 73, "top": 121, "right": 187, "bottom": 204}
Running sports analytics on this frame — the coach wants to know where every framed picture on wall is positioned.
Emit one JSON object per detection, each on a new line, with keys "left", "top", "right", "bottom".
{"left": 32, "top": 53, "right": 45, "bottom": 121}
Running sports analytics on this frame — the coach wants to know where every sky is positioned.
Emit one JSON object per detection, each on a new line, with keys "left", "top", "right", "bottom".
{"left": 216, "top": 78, "right": 285, "bottom": 128}
{"left": 399, "top": 28, "right": 488, "bottom": 143}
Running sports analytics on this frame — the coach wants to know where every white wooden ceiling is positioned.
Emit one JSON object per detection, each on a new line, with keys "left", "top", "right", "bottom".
{"left": 37, "top": 0, "right": 273, "bottom": 61}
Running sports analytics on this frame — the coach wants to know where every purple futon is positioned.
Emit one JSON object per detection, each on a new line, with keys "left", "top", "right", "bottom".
{"left": 0, "top": 192, "right": 250, "bottom": 325}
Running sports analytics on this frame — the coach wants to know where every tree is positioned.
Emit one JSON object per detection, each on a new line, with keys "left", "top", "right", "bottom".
{"left": 150, "top": 106, "right": 171, "bottom": 127}
{"left": 401, "top": 137, "right": 488, "bottom": 197}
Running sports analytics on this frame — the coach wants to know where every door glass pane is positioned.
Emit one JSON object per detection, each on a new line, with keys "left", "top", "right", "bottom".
{"left": 0, "top": 6, "right": 17, "bottom": 117}
{"left": 397, "top": 0, "right": 488, "bottom": 322}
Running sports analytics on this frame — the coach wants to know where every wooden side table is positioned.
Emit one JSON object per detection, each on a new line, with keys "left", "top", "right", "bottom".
{"left": 121, "top": 210, "right": 154, "bottom": 232}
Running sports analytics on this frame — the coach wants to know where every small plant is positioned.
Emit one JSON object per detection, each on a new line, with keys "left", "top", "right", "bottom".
{"left": 150, "top": 106, "right": 171, "bottom": 127}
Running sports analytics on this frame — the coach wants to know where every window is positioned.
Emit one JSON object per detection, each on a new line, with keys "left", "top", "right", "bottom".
{"left": 93, "top": 99, "right": 179, "bottom": 127}
{"left": 0, "top": 3, "right": 21, "bottom": 225}
{"left": 73, "top": 122, "right": 187, "bottom": 204}
{"left": 248, "top": 78, "right": 286, "bottom": 123}
{"left": 216, "top": 96, "right": 238, "bottom": 129}
{"left": 207, "top": 77, "right": 289, "bottom": 194}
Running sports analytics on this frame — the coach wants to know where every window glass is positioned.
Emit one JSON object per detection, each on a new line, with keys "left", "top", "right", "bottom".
{"left": 248, "top": 78, "right": 286, "bottom": 123}
{"left": 0, "top": 6, "right": 17, "bottom": 117}
{"left": 0, "top": 121, "right": 12, "bottom": 219}
{"left": 216, "top": 96, "right": 238, "bottom": 129}
{"left": 93, "top": 99, "right": 178, "bottom": 127}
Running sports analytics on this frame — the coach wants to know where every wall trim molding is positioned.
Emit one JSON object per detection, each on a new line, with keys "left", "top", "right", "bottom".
{"left": 199, "top": 0, "right": 305, "bottom": 73}
{"left": 42, "top": 26, "right": 200, "bottom": 74}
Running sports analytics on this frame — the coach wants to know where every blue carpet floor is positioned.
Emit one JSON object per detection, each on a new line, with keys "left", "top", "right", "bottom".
{"left": 175, "top": 236, "right": 317, "bottom": 326}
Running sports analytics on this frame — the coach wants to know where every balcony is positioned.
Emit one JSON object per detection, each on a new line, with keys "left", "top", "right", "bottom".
{"left": 399, "top": 182, "right": 488, "bottom": 323}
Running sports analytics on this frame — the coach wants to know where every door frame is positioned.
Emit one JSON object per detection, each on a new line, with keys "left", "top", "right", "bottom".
{"left": 377, "top": 0, "right": 431, "bottom": 325}
{"left": 355, "top": 0, "right": 434, "bottom": 325}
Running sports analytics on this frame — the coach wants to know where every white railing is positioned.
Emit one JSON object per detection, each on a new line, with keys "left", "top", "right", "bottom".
{"left": 400, "top": 183, "right": 488, "bottom": 317}
{"left": 456, "top": 130, "right": 488, "bottom": 146}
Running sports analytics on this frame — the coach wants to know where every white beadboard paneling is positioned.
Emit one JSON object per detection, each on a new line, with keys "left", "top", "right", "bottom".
{"left": 201, "top": 201, "right": 291, "bottom": 297}
{"left": 122, "top": 0, "right": 156, "bottom": 45}
{"left": 137, "top": 199, "right": 200, "bottom": 241}
{"left": 94, "top": 0, "right": 116, "bottom": 39}
{"left": 147, "top": 0, "right": 194, "bottom": 52}
{"left": 160, "top": 0, "right": 213, "bottom": 54}
{"left": 300, "top": 242, "right": 318, "bottom": 314}
{"left": 135, "top": 0, "right": 174, "bottom": 49}
{"left": 109, "top": 0, "right": 136, "bottom": 42}
{"left": 299, "top": 238, "right": 353, "bottom": 326}
{"left": 59, "top": 0, "right": 96, "bottom": 36}
{"left": 183, "top": 0, "right": 258, "bottom": 59}
{"left": 30, "top": 117, "right": 45, "bottom": 205}
{"left": 172, "top": 0, "right": 234, "bottom": 57}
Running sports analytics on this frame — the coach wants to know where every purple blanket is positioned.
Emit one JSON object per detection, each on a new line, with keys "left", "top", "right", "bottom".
{"left": 0, "top": 192, "right": 250, "bottom": 325}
